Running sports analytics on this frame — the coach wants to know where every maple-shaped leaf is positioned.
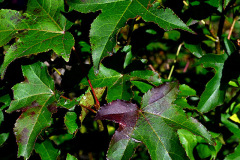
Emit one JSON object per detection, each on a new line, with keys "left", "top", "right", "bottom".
{"left": 80, "top": 64, "right": 161, "bottom": 102}
{"left": 0, "top": 0, "right": 74, "bottom": 78}
{"left": 67, "top": 0, "right": 193, "bottom": 71}
{"left": 96, "top": 82, "right": 214, "bottom": 160}
{"left": 5, "top": 62, "right": 57, "bottom": 159}
{"left": 6, "top": 61, "right": 55, "bottom": 112}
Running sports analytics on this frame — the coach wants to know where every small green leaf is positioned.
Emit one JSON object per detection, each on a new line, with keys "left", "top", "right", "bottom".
{"left": 224, "top": 37, "right": 236, "bottom": 55}
{"left": 0, "top": 133, "right": 9, "bottom": 146}
{"left": 131, "top": 81, "right": 153, "bottom": 93}
{"left": 66, "top": 153, "right": 78, "bottom": 160}
{"left": 35, "top": 139, "right": 60, "bottom": 160}
{"left": 184, "top": 42, "right": 203, "bottom": 58}
{"left": 0, "top": 94, "right": 11, "bottom": 110}
{"left": 64, "top": 112, "right": 78, "bottom": 134}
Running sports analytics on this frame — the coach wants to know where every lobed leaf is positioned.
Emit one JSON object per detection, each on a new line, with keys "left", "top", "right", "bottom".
{"left": 68, "top": 0, "right": 193, "bottom": 71}
{"left": 96, "top": 82, "right": 214, "bottom": 160}
{"left": 6, "top": 61, "right": 55, "bottom": 112}
{"left": 0, "top": 0, "right": 74, "bottom": 78}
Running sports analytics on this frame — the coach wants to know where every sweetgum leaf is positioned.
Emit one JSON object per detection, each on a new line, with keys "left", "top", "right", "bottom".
{"left": 14, "top": 103, "right": 52, "bottom": 158}
{"left": 0, "top": 0, "right": 74, "bottom": 78}
{"left": 6, "top": 61, "right": 55, "bottom": 113}
{"left": 80, "top": 64, "right": 161, "bottom": 102}
{"left": 96, "top": 82, "right": 214, "bottom": 160}
{"left": 67, "top": 0, "right": 193, "bottom": 71}
{"left": 35, "top": 139, "right": 60, "bottom": 160}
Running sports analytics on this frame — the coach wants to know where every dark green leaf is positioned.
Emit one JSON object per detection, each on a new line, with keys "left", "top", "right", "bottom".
{"left": 67, "top": 0, "right": 193, "bottom": 71}
{"left": 15, "top": 104, "right": 52, "bottom": 158}
{"left": 0, "top": 133, "right": 9, "bottom": 146}
{"left": 96, "top": 82, "right": 214, "bottom": 160}
{"left": 35, "top": 139, "right": 59, "bottom": 160}
{"left": 0, "top": 94, "right": 11, "bottom": 110}
{"left": 0, "top": 0, "right": 75, "bottom": 77}
{"left": 6, "top": 62, "right": 55, "bottom": 113}
{"left": 224, "top": 37, "right": 236, "bottom": 55}
{"left": 131, "top": 81, "right": 153, "bottom": 93}
{"left": 196, "top": 54, "right": 228, "bottom": 113}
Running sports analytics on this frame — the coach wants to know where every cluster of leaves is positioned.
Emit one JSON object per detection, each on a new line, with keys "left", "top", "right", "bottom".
{"left": 0, "top": 0, "right": 240, "bottom": 159}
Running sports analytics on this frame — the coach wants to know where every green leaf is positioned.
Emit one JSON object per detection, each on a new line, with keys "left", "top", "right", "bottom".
{"left": 175, "top": 84, "right": 198, "bottom": 110}
{"left": 6, "top": 61, "right": 55, "bottom": 113}
{"left": 131, "top": 81, "right": 153, "bottom": 93}
{"left": 0, "top": 0, "right": 74, "bottom": 77}
{"left": 96, "top": 82, "right": 214, "bottom": 160}
{"left": 225, "top": 144, "right": 240, "bottom": 160}
{"left": 66, "top": 153, "right": 78, "bottom": 160}
{"left": 15, "top": 104, "right": 52, "bottom": 158}
{"left": 178, "top": 129, "right": 197, "bottom": 160}
{"left": 64, "top": 112, "right": 78, "bottom": 134}
{"left": 0, "top": 94, "right": 11, "bottom": 110}
{"left": 224, "top": 37, "right": 236, "bottom": 55}
{"left": 196, "top": 54, "right": 228, "bottom": 113}
{"left": 81, "top": 64, "right": 161, "bottom": 102}
{"left": 184, "top": 42, "right": 203, "bottom": 58}
{"left": 0, "top": 133, "right": 9, "bottom": 146}
{"left": 35, "top": 139, "right": 60, "bottom": 160}
{"left": 0, "top": 109, "right": 3, "bottom": 126}
{"left": 68, "top": 0, "right": 193, "bottom": 71}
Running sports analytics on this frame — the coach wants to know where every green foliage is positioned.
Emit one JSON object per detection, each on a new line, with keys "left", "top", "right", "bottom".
{"left": 0, "top": 0, "right": 240, "bottom": 159}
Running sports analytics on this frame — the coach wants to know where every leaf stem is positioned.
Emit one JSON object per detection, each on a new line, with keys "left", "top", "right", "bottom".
{"left": 72, "top": 46, "right": 101, "bottom": 110}
{"left": 228, "top": 16, "right": 238, "bottom": 40}
{"left": 168, "top": 43, "right": 183, "bottom": 80}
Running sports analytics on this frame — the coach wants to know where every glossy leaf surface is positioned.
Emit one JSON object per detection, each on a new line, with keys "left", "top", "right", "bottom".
{"left": 67, "top": 0, "right": 193, "bottom": 71}
{"left": 96, "top": 82, "right": 214, "bottom": 160}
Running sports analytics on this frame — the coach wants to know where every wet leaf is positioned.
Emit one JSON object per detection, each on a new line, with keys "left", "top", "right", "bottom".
{"left": 96, "top": 82, "right": 214, "bottom": 160}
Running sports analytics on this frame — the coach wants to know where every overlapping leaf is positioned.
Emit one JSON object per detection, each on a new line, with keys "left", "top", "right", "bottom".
{"left": 0, "top": 0, "right": 74, "bottom": 78}
{"left": 67, "top": 0, "right": 193, "bottom": 71}
{"left": 6, "top": 62, "right": 57, "bottom": 159}
{"left": 96, "top": 82, "right": 214, "bottom": 160}
{"left": 80, "top": 64, "right": 161, "bottom": 102}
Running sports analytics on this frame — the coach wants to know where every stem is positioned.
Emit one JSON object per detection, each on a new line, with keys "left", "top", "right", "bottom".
{"left": 168, "top": 43, "right": 183, "bottom": 80}
{"left": 72, "top": 46, "right": 101, "bottom": 110}
{"left": 228, "top": 16, "right": 238, "bottom": 40}
{"left": 216, "top": 1, "right": 226, "bottom": 54}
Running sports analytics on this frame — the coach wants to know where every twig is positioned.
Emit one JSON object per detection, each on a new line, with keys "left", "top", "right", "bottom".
{"left": 72, "top": 46, "right": 101, "bottom": 110}
{"left": 168, "top": 43, "right": 184, "bottom": 80}
{"left": 228, "top": 16, "right": 238, "bottom": 40}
